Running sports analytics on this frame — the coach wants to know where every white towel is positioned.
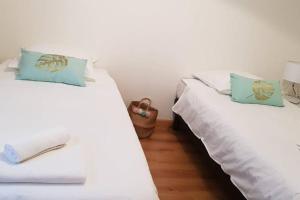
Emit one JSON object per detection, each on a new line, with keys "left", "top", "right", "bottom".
{"left": 0, "top": 144, "right": 86, "bottom": 184}
{"left": 3, "top": 127, "right": 70, "bottom": 164}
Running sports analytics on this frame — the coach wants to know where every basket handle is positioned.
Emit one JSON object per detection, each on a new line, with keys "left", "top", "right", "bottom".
{"left": 137, "top": 98, "right": 152, "bottom": 111}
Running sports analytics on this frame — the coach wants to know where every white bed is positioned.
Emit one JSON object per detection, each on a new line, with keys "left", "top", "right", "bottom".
{"left": 173, "top": 79, "right": 300, "bottom": 200}
{"left": 0, "top": 66, "right": 159, "bottom": 200}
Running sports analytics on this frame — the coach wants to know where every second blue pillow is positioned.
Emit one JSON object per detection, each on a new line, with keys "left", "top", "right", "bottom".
{"left": 230, "top": 73, "right": 284, "bottom": 107}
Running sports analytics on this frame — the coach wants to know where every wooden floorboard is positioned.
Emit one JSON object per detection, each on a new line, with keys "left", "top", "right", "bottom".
{"left": 140, "top": 120, "right": 245, "bottom": 200}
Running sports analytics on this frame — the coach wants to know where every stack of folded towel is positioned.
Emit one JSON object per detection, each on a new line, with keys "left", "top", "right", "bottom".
{"left": 0, "top": 127, "right": 86, "bottom": 184}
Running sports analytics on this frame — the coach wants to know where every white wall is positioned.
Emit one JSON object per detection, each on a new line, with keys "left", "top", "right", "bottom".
{"left": 0, "top": 0, "right": 300, "bottom": 119}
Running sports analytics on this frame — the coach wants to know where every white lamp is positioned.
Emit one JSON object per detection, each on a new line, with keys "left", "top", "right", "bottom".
{"left": 283, "top": 61, "right": 300, "bottom": 104}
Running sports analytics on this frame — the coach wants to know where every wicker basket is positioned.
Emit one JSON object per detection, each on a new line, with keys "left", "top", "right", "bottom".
{"left": 128, "top": 98, "right": 158, "bottom": 139}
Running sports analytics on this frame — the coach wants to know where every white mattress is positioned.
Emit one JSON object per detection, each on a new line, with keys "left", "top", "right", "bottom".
{"left": 0, "top": 67, "right": 158, "bottom": 200}
{"left": 173, "top": 79, "right": 300, "bottom": 200}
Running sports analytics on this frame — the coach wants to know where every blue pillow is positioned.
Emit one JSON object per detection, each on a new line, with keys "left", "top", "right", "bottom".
{"left": 16, "top": 49, "right": 87, "bottom": 86}
{"left": 230, "top": 73, "right": 284, "bottom": 107}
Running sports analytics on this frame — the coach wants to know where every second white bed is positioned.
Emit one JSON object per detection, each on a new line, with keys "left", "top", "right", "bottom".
{"left": 173, "top": 79, "right": 300, "bottom": 200}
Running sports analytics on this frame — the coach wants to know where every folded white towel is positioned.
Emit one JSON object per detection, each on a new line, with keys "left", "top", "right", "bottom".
{"left": 0, "top": 144, "right": 86, "bottom": 184}
{"left": 3, "top": 127, "right": 70, "bottom": 164}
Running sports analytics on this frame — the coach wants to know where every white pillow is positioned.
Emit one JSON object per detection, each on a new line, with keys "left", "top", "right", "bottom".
{"left": 0, "top": 58, "right": 19, "bottom": 70}
{"left": 5, "top": 45, "right": 97, "bottom": 81}
{"left": 192, "top": 70, "right": 261, "bottom": 95}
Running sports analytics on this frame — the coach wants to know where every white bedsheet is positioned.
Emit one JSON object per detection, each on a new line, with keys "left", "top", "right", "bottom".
{"left": 0, "top": 67, "right": 158, "bottom": 200}
{"left": 173, "top": 79, "right": 300, "bottom": 200}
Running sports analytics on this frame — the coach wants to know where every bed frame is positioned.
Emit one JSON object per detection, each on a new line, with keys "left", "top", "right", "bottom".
{"left": 172, "top": 98, "right": 246, "bottom": 200}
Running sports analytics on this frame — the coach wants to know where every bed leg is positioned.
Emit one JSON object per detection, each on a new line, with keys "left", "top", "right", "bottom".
{"left": 172, "top": 98, "right": 182, "bottom": 131}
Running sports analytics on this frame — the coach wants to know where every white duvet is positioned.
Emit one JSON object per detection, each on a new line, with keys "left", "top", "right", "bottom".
{"left": 173, "top": 79, "right": 300, "bottom": 200}
{"left": 0, "top": 67, "right": 158, "bottom": 200}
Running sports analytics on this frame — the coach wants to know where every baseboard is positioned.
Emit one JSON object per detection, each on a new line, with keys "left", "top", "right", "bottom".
{"left": 156, "top": 119, "right": 173, "bottom": 129}
{"left": 156, "top": 119, "right": 172, "bottom": 124}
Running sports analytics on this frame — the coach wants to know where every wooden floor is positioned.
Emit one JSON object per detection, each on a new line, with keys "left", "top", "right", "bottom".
{"left": 140, "top": 120, "right": 245, "bottom": 200}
